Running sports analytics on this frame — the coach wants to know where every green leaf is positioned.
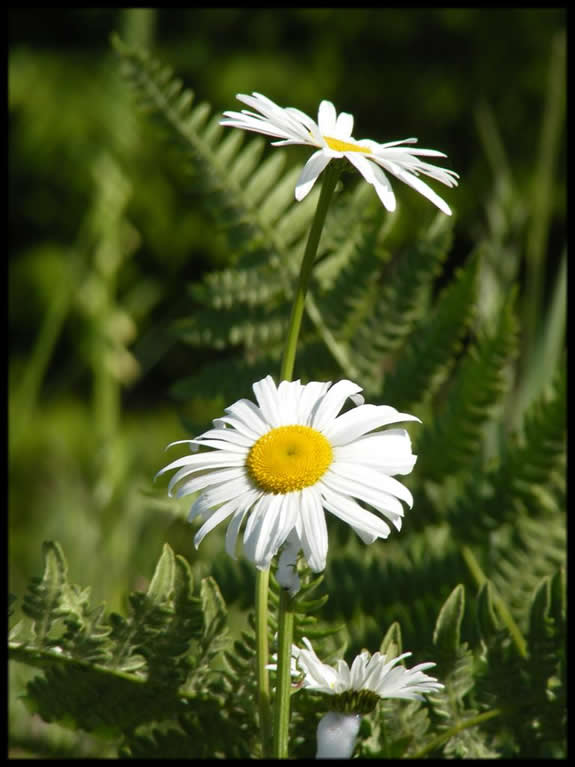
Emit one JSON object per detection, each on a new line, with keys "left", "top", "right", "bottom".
{"left": 383, "top": 249, "right": 478, "bottom": 409}
{"left": 433, "top": 584, "right": 465, "bottom": 657}
{"left": 379, "top": 621, "right": 403, "bottom": 659}
{"left": 475, "top": 580, "right": 501, "bottom": 640}
{"left": 146, "top": 543, "right": 176, "bottom": 603}
{"left": 22, "top": 541, "right": 70, "bottom": 645}
{"left": 416, "top": 289, "right": 518, "bottom": 481}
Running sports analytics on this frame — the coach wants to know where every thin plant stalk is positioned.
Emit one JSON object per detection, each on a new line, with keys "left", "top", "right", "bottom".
{"left": 270, "top": 161, "right": 341, "bottom": 759}
{"left": 255, "top": 568, "right": 273, "bottom": 757}
{"left": 522, "top": 30, "right": 565, "bottom": 372}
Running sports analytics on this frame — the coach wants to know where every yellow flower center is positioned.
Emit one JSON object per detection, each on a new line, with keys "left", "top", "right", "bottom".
{"left": 324, "top": 135, "right": 372, "bottom": 154}
{"left": 246, "top": 425, "right": 333, "bottom": 494}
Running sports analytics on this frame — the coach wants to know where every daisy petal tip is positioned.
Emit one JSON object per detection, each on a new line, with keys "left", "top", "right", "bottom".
{"left": 294, "top": 185, "right": 309, "bottom": 202}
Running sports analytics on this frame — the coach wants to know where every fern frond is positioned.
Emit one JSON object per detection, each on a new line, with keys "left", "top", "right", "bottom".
{"left": 115, "top": 39, "right": 317, "bottom": 277}
{"left": 349, "top": 215, "right": 453, "bottom": 391}
{"left": 23, "top": 661, "right": 187, "bottom": 734}
{"left": 10, "top": 542, "right": 235, "bottom": 743}
{"left": 314, "top": 206, "right": 385, "bottom": 342}
{"left": 416, "top": 292, "right": 518, "bottom": 482}
{"left": 322, "top": 527, "right": 471, "bottom": 653}
{"left": 174, "top": 301, "right": 289, "bottom": 350}
{"left": 382, "top": 250, "right": 478, "bottom": 410}
{"left": 488, "top": 513, "right": 566, "bottom": 625}
{"left": 447, "top": 359, "right": 565, "bottom": 544}
{"left": 21, "top": 541, "right": 74, "bottom": 647}
{"left": 189, "top": 255, "right": 285, "bottom": 310}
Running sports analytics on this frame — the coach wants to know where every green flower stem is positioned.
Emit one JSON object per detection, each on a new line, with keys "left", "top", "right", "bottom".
{"left": 273, "top": 589, "right": 295, "bottom": 758}
{"left": 255, "top": 568, "right": 273, "bottom": 757}
{"left": 280, "top": 161, "right": 342, "bottom": 383}
{"left": 268, "top": 162, "right": 341, "bottom": 759}
{"left": 409, "top": 708, "right": 503, "bottom": 759}
{"left": 461, "top": 545, "right": 528, "bottom": 659}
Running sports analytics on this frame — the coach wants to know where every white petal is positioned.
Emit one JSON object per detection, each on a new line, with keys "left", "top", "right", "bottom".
{"left": 194, "top": 429, "right": 253, "bottom": 449}
{"left": 156, "top": 450, "right": 244, "bottom": 480}
{"left": 173, "top": 467, "right": 246, "bottom": 499}
{"left": 335, "top": 110, "right": 354, "bottom": 138}
{"left": 311, "top": 380, "right": 364, "bottom": 433}
{"left": 225, "top": 397, "right": 270, "bottom": 436}
{"left": 252, "top": 375, "right": 283, "bottom": 428}
{"left": 296, "top": 380, "right": 332, "bottom": 425}
{"left": 243, "top": 494, "right": 296, "bottom": 569}
{"left": 351, "top": 527, "right": 379, "bottom": 544}
{"left": 212, "top": 414, "right": 262, "bottom": 442}
{"left": 323, "top": 403, "right": 420, "bottom": 446}
{"left": 368, "top": 162, "right": 397, "bottom": 211}
{"left": 219, "top": 113, "right": 295, "bottom": 142}
{"left": 328, "top": 461, "right": 414, "bottom": 508}
{"left": 320, "top": 485, "right": 392, "bottom": 540}
{"left": 318, "top": 100, "right": 337, "bottom": 134}
{"left": 193, "top": 498, "right": 241, "bottom": 548}
{"left": 322, "top": 468, "right": 406, "bottom": 530}
{"left": 200, "top": 475, "right": 255, "bottom": 509}
{"left": 189, "top": 438, "right": 248, "bottom": 454}
{"left": 277, "top": 379, "right": 303, "bottom": 424}
{"left": 225, "top": 506, "right": 252, "bottom": 559}
{"left": 346, "top": 153, "right": 397, "bottom": 211}
{"left": 374, "top": 157, "right": 453, "bottom": 215}
{"left": 333, "top": 429, "right": 416, "bottom": 475}
{"left": 295, "top": 150, "right": 331, "bottom": 201}
{"left": 298, "top": 487, "right": 328, "bottom": 572}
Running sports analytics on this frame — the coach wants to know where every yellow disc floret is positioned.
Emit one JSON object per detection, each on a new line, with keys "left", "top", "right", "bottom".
{"left": 247, "top": 425, "right": 333, "bottom": 494}
{"left": 324, "top": 136, "right": 372, "bottom": 154}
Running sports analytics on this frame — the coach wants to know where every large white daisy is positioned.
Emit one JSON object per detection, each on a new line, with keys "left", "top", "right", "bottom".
{"left": 220, "top": 92, "right": 459, "bottom": 214}
{"left": 157, "top": 376, "right": 419, "bottom": 571}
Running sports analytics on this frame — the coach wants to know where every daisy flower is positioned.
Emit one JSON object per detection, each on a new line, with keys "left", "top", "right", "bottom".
{"left": 220, "top": 92, "right": 459, "bottom": 214}
{"left": 292, "top": 637, "right": 443, "bottom": 759}
{"left": 157, "top": 376, "right": 419, "bottom": 572}
{"left": 293, "top": 636, "right": 443, "bottom": 712}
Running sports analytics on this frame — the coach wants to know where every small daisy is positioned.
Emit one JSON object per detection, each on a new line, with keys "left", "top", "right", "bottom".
{"left": 157, "top": 376, "right": 419, "bottom": 572}
{"left": 293, "top": 637, "right": 443, "bottom": 713}
{"left": 220, "top": 92, "right": 459, "bottom": 214}
{"left": 293, "top": 637, "right": 443, "bottom": 759}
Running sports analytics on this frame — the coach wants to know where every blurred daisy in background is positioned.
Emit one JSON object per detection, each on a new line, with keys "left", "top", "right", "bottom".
{"left": 157, "top": 376, "right": 419, "bottom": 572}
{"left": 221, "top": 92, "right": 459, "bottom": 214}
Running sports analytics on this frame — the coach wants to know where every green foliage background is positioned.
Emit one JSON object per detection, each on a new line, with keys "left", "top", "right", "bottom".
{"left": 9, "top": 8, "right": 565, "bottom": 759}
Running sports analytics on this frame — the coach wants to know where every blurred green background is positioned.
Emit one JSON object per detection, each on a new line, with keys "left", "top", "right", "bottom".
{"left": 9, "top": 7, "right": 565, "bottom": 756}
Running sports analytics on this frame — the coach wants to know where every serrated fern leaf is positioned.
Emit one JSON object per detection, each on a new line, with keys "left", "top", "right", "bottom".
{"left": 315, "top": 207, "right": 385, "bottom": 344}
{"left": 174, "top": 300, "right": 290, "bottom": 350}
{"left": 447, "top": 360, "right": 565, "bottom": 544}
{"left": 10, "top": 542, "right": 236, "bottom": 743}
{"left": 383, "top": 250, "right": 478, "bottom": 410}
{"left": 24, "top": 661, "right": 187, "bottom": 734}
{"left": 21, "top": 541, "right": 70, "bottom": 645}
{"left": 416, "top": 292, "right": 518, "bottom": 482}
{"left": 351, "top": 215, "right": 453, "bottom": 390}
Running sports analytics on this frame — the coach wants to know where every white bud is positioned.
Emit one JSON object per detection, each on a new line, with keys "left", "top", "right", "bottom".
{"left": 316, "top": 711, "right": 361, "bottom": 759}
{"left": 276, "top": 533, "right": 301, "bottom": 596}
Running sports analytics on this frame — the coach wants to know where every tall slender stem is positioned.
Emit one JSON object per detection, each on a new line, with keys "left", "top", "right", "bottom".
{"left": 271, "top": 162, "right": 341, "bottom": 759}
{"left": 280, "top": 161, "right": 341, "bottom": 382}
{"left": 255, "top": 568, "right": 273, "bottom": 757}
{"left": 273, "top": 590, "right": 295, "bottom": 758}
